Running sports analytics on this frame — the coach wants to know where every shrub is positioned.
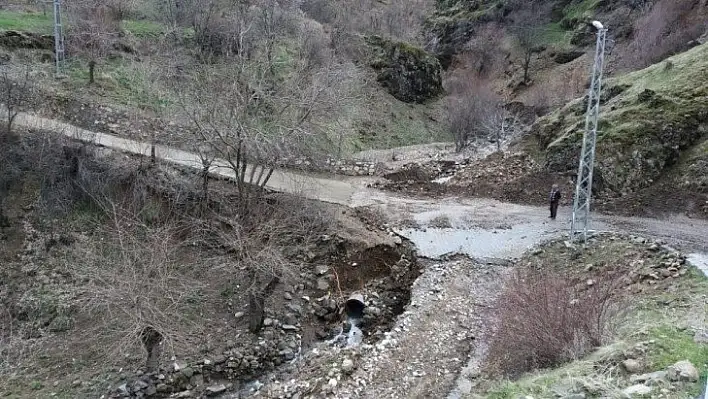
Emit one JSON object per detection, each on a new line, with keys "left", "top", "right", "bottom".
{"left": 485, "top": 267, "right": 625, "bottom": 377}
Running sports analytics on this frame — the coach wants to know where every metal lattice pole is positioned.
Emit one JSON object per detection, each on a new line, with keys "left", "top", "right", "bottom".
{"left": 570, "top": 23, "right": 607, "bottom": 242}
{"left": 52, "top": 0, "right": 66, "bottom": 77}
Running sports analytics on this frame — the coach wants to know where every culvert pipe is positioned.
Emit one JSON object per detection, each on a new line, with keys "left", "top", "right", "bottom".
{"left": 344, "top": 293, "right": 365, "bottom": 319}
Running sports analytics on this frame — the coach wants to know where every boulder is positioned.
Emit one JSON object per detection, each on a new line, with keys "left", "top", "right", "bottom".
{"left": 666, "top": 360, "right": 699, "bottom": 382}
{"left": 622, "top": 359, "right": 643, "bottom": 374}
{"left": 366, "top": 36, "right": 444, "bottom": 103}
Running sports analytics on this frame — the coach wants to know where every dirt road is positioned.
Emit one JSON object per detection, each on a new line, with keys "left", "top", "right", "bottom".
{"left": 11, "top": 112, "right": 359, "bottom": 206}
{"left": 11, "top": 111, "right": 708, "bottom": 255}
{"left": 13, "top": 112, "right": 708, "bottom": 398}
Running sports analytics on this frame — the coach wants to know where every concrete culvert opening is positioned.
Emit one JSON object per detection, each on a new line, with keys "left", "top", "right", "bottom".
{"left": 345, "top": 293, "right": 366, "bottom": 319}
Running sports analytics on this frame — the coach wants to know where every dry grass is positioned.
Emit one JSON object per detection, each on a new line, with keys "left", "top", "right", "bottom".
{"left": 0, "top": 129, "right": 341, "bottom": 395}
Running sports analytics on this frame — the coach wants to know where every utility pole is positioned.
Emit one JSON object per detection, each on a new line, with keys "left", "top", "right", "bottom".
{"left": 570, "top": 21, "right": 607, "bottom": 242}
{"left": 52, "top": 0, "right": 66, "bottom": 77}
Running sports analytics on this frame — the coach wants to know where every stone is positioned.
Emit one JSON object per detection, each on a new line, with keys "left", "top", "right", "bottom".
{"left": 117, "top": 383, "right": 129, "bottom": 394}
{"left": 234, "top": 311, "right": 245, "bottom": 318}
{"left": 666, "top": 360, "right": 699, "bottom": 382}
{"left": 694, "top": 330, "right": 708, "bottom": 344}
{"left": 630, "top": 371, "right": 667, "bottom": 386}
{"left": 316, "top": 278, "right": 330, "bottom": 291}
{"left": 206, "top": 384, "right": 227, "bottom": 396}
{"left": 282, "top": 324, "right": 299, "bottom": 332}
{"left": 622, "top": 384, "right": 652, "bottom": 396}
{"left": 315, "top": 265, "right": 329, "bottom": 275}
{"left": 342, "top": 358, "right": 355, "bottom": 373}
{"left": 286, "top": 303, "right": 302, "bottom": 314}
{"left": 280, "top": 348, "right": 295, "bottom": 360}
{"left": 622, "top": 359, "right": 643, "bottom": 374}
{"left": 263, "top": 318, "right": 273, "bottom": 327}
{"left": 181, "top": 367, "right": 194, "bottom": 379}
{"left": 145, "top": 385, "right": 157, "bottom": 396}
{"left": 284, "top": 292, "right": 293, "bottom": 300}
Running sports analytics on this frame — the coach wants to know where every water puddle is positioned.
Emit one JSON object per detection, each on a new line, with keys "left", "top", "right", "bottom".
{"left": 395, "top": 224, "right": 558, "bottom": 259}
{"left": 687, "top": 253, "right": 708, "bottom": 277}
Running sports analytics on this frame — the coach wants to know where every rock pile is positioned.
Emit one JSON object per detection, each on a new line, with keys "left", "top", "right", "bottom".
{"left": 620, "top": 358, "right": 701, "bottom": 397}
{"left": 108, "top": 328, "right": 302, "bottom": 398}
{"left": 278, "top": 157, "right": 383, "bottom": 177}
{"left": 448, "top": 152, "right": 539, "bottom": 188}
{"left": 527, "top": 232, "right": 692, "bottom": 291}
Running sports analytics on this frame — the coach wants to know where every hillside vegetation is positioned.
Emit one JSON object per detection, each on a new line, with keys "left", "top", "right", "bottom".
{"left": 528, "top": 42, "right": 708, "bottom": 213}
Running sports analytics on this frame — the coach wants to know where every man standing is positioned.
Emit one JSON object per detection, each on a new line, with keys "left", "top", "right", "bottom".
{"left": 549, "top": 184, "right": 561, "bottom": 220}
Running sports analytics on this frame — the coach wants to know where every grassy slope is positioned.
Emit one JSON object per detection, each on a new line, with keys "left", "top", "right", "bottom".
{"left": 0, "top": 10, "right": 52, "bottom": 33}
{"left": 475, "top": 239, "right": 708, "bottom": 399}
{"left": 529, "top": 42, "right": 708, "bottom": 196}
{"left": 0, "top": 8, "right": 447, "bottom": 154}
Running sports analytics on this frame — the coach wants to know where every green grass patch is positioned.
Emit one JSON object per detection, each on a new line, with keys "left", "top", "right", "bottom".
{"left": 647, "top": 326, "right": 708, "bottom": 371}
{"left": 0, "top": 10, "right": 52, "bottom": 33}
{"left": 121, "top": 19, "right": 165, "bottom": 38}
{"left": 538, "top": 22, "right": 570, "bottom": 47}
{"left": 563, "top": 0, "right": 601, "bottom": 21}
{"left": 64, "top": 57, "right": 174, "bottom": 111}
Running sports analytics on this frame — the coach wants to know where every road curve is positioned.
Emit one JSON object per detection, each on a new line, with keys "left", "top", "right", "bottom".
{"left": 11, "top": 112, "right": 708, "bottom": 253}
{"left": 12, "top": 112, "right": 358, "bottom": 206}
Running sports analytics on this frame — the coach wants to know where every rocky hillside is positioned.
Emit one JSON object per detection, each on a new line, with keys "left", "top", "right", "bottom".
{"left": 530, "top": 41, "right": 708, "bottom": 212}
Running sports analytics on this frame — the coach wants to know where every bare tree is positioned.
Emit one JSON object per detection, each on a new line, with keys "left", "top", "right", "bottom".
{"left": 177, "top": 10, "right": 353, "bottom": 207}
{"left": 174, "top": 1, "right": 357, "bottom": 333}
{"left": 444, "top": 79, "right": 504, "bottom": 152}
{"left": 65, "top": 1, "right": 122, "bottom": 84}
{"left": 479, "top": 104, "right": 525, "bottom": 152}
{"left": 462, "top": 22, "right": 508, "bottom": 79}
{"left": 330, "top": 0, "right": 432, "bottom": 43}
{"left": 0, "top": 66, "right": 36, "bottom": 134}
{"left": 74, "top": 220, "right": 209, "bottom": 372}
{"left": 510, "top": 6, "right": 545, "bottom": 84}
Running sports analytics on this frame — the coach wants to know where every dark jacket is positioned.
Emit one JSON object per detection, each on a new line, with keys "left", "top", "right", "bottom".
{"left": 549, "top": 189, "right": 561, "bottom": 203}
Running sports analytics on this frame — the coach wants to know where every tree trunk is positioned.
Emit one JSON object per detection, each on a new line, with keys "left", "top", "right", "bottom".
{"left": 248, "top": 276, "right": 279, "bottom": 334}
{"left": 140, "top": 326, "right": 163, "bottom": 373}
{"left": 0, "top": 208, "right": 9, "bottom": 228}
{"left": 88, "top": 60, "right": 96, "bottom": 85}
{"left": 497, "top": 119, "right": 504, "bottom": 152}
{"left": 523, "top": 52, "right": 532, "bottom": 83}
{"left": 201, "top": 161, "right": 210, "bottom": 206}
{"left": 248, "top": 292, "right": 265, "bottom": 334}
